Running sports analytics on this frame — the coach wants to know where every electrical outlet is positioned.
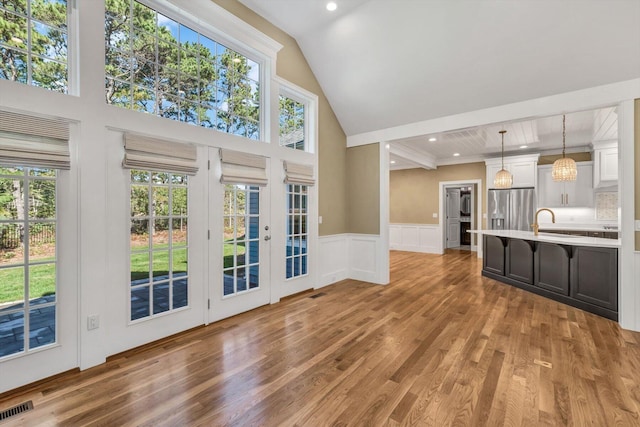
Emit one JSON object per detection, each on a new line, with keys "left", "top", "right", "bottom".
{"left": 636, "top": 220, "right": 640, "bottom": 231}
{"left": 319, "top": 216, "right": 323, "bottom": 224}
{"left": 87, "top": 315, "right": 100, "bottom": 330}
{"left": 432, "top": 213, "right": 437, "bottom": 218}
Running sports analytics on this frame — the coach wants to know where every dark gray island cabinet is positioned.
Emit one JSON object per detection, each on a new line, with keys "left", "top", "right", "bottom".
{"left": 481, "top": 234, "right": 618, "bottom": 320}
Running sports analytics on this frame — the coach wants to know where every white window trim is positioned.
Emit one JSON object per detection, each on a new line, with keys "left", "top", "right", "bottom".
{"left": 275, "top": 76, "right": 318, "bottom": 154}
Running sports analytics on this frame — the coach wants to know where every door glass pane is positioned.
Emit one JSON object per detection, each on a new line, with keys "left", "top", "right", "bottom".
{"left": 129, "top": 170, "right": 188, "bottom": 321}
{"left": 28, "top": 222, "right": 55, "bottom": 261}
{"left": 0, "top": 310, "right": 25, "bottom": 357}
{"left": 0, "top": 223, "right": 24, "bottom": 266}
{"left": 29, "top": 263, "right": 55, "bottom": 305}
{"left": 29, "top": 306, "right": 55, "bottom": 349}
{"left": 285, "top": 184, "right": 308, "bottom": 279}
{"left": 0, "top": 166, "right": 57, "bottom": 358}
{"left": 152, "top": 282, "right": 170, "bottom": 314}
{"left": 172, "top": 279, "right": 187, "bottom": 309}
{"left": 223, "top": 184, "right": 259, "bottom": 297}
{"left": 131, "top": 285, "right": 150, "bottom": 320}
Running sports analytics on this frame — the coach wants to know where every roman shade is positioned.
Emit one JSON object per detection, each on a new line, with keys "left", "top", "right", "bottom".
{"left": 219, "top": 148, "right": 267, "bottom": 186}
{"left": 283, "top": 161, "right": 315, "bottom": 186}
{"left": 123, "top": 133, "right": 198, "bottom": 175}
{"left": 0, "top": 110, "right": 70, "bottom": 169}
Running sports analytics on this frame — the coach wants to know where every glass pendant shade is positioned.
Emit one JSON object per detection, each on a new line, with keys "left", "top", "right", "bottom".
{"left": 494, "top": 129, "right": 512, "bottom": 188}
{"left": 552, "top": 157, "right": 577, "bottom": 181}
{"left": 494, "top": 168, "right": 513, "bottom": 188}
{"left": 552, "top": 114, "right": 577, "bottom": 182}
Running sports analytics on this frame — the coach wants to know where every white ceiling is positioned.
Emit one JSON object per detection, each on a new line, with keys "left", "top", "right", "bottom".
{"left": 240, "top": 0, "right": 640, "bottom": 140}
{"left": 389, "top": 106, "right": 618, "bottom": 169}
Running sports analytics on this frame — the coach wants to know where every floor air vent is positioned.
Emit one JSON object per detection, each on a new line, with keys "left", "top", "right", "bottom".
{"left": 309, "top": 292, "right": 326, "bottom": 299}
{"left": 0, "top": 400, "right": 33, "bottom": 422}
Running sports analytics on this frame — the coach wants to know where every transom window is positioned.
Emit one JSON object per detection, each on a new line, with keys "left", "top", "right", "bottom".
{"left": 0, "top": 166, "right": 57, "bottom": 358}
{"left": 105, "top": 0, "right": 261, "bottom": 139}
{"left": 223, "top": 184, "right": 259, "bottom": 296}
{"left": 286, "top": 184, "right": 307, "bottom": 278}
{"left": 279, "top": 95, "right": 305, "bottom": 150}
{"left": 0, "top": 0, "right": 69, "bottom": 93}
{"left": 129, "top": 170, "right": 188, "bottom": 321}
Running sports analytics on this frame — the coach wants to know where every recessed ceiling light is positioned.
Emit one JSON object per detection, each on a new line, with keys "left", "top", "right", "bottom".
{"left": 326, "top": 2, "right": 337, "bottom": 11}
{"left": 520, "top": 145, "right": 528, "bottom": 149}
{"left": 453, "top": 153, "right": 460, "bottom": 157}
{"left": 428, "top": 137, "right": 437, "bottom": 142}
{"left": 390, "top": 160, "right": 396, "bottom": 164}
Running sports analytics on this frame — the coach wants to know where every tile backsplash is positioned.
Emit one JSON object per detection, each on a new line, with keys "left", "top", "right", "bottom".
{"left": 595, "top": 192, "right": 618, "bottom": 221}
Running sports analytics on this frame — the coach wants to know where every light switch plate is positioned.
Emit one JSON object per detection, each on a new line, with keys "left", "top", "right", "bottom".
{"left": 87, "top": 315, "right": 99, "bottom": 330}
{"left": 635, "top": 220, "right": 640, "bottom": 231}
{"left": 318, "top": 216, "right": 323, "bottom": 224}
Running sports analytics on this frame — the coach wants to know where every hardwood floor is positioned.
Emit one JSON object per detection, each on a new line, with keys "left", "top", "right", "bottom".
{"left": 2, "top": 250, "right": 640, "bottom": 426}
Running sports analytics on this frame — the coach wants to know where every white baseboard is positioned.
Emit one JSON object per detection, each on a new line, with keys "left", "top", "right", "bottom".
{"left": 389, "top": 223, "right": 443, "bottom": 254}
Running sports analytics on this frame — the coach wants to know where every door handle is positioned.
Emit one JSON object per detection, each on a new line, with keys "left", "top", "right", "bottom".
{"left": 264, "top": 235, "right": 271, "bottom": 241}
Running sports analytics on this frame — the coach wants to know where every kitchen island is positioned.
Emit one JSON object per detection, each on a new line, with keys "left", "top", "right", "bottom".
{"left": 470, "top": 230, "right": 620, "bottom": 320}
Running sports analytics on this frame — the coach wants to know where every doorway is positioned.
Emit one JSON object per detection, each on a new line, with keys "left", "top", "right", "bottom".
{"left": 440, "top": 180, "right": 482, "bottom": 253}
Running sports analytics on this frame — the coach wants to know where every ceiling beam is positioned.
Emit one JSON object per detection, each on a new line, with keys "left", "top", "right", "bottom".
{"left": 389, "top": 144, "right": 437, "bottom": 170}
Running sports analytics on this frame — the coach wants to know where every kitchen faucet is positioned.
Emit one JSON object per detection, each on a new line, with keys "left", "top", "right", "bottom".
{"left": 531, "top": 208, "right": 555, "bottom": 236}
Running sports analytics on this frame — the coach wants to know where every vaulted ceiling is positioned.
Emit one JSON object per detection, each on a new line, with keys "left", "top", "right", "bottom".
{"left": 240, "top": 0, "right": 640, "bottom": 162}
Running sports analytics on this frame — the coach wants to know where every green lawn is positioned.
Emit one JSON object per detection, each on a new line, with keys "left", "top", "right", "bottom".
{"left": 0, "top": 259, "right": 56, "bottom": 305}
{"left": 1, "top": 241, "right": 248, "bottom": 304}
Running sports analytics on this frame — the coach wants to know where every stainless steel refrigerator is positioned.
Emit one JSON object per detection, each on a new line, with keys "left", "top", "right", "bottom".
{"left": 488, "top": 188, "right": 535, "bottom": 231}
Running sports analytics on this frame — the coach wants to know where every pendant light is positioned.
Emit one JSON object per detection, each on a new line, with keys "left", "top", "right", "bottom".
{"left": 494, "top": 130, "right": 513, "bottom": 188}
{"left": 552, "top": 114, "right": 577, "bottom": 181}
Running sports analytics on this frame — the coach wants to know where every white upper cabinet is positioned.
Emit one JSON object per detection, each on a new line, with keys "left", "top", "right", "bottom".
{"left": 538, "top": 162, "right": 594, "bottom": 208}
{"left": 593, "top": 142, "right": 618, "bottom": 188}
{"left": 485, "top": 154, "right": 539, "bottom": 189}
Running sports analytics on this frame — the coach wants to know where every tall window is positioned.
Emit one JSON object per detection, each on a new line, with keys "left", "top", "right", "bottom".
{"left": 223, "top": 184, "right": 259, "bottom": 296}
{"left": 129, "top": 170, "right": 188, "bottom": 321}
{"left": 0, "top": 0, "right": 68, "bottom": 93}
{"left": 105, "top": 0, "right": 260, "bottom": 139}
{"left": 286, "top": 184, "right": 307, "bottom": 278}
{"left": 279, "top": 95, "right": 305, "bottom": 150}
{"left": 0, "top": 166, "right": 57, "bottom": 358}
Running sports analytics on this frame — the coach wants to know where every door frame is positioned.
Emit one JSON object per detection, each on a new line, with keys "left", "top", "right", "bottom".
{"left": 439, "top": 179, "right": 482, "bottom": 253}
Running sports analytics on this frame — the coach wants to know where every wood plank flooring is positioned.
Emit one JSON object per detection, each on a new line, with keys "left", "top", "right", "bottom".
{"left": 2, "top": 250, "right": 640, "bottom": 426}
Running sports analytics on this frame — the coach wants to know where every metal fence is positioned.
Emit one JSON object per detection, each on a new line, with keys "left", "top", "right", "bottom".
{"left": 0, "top": 224, "right": 56, "bottom": 249}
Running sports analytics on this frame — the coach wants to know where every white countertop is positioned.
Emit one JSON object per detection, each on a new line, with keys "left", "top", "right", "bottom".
{"left": 469, "top": 229, "right": 621, "bottom": 248}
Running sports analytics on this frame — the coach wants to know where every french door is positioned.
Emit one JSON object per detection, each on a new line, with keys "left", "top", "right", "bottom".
{"left": 207, "top": 149, "right": 271, "bottom": 322}
{"left": 0, "top": 167, "right": 78, "bottom": 393}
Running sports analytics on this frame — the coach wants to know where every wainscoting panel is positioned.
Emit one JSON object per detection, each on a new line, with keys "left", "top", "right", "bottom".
{"left": 317, "top": 234, "right": 349, "bottom": 288}
{"left": 389, "top": 224, "right": 442, "bottom": 254}
{"left": 630, "top": 251, "right": 640, "bottom": 331}
{"left": 349, "top": 235, "right": 380, "bottom": 283}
